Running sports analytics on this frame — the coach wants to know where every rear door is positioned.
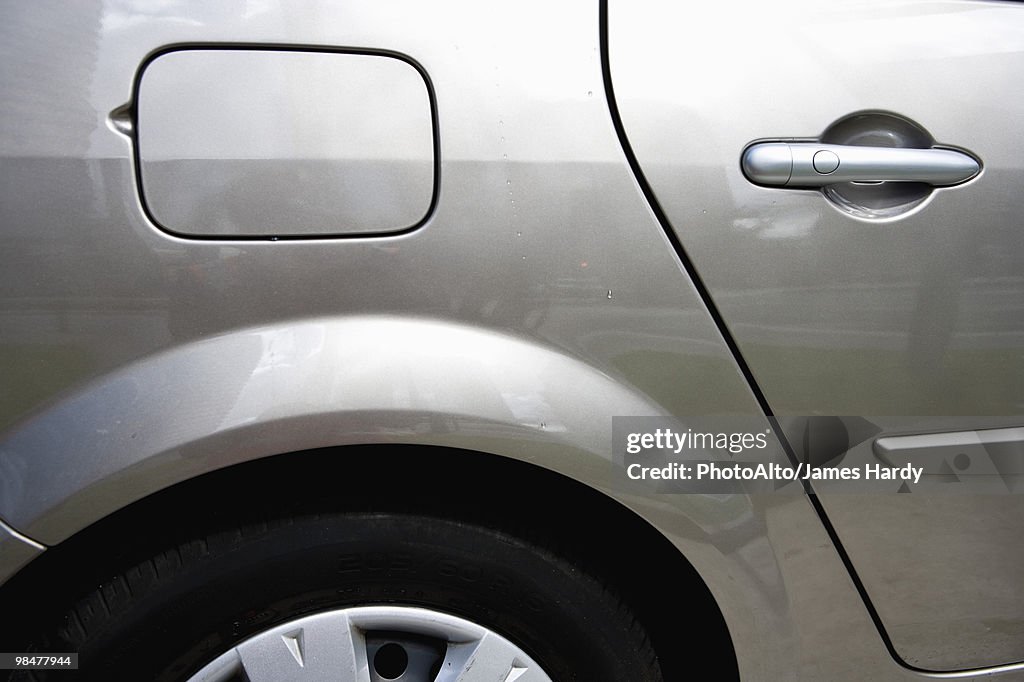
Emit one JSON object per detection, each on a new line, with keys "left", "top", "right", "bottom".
{"left": 608, "top": 0, "right": 1024, "bottom": 672}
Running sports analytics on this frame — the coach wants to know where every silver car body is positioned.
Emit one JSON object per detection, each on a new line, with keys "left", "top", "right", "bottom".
{"left": 1, "top": 1, "right": 1022, "bottom": 679}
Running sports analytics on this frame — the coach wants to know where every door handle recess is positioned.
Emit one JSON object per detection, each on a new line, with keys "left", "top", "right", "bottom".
{"left": 742, "top": 142, "right": 980, "bottom": 188}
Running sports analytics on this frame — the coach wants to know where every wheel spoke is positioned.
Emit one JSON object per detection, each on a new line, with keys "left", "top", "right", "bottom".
{"left": 438, "top": 632, "right": 552, "bottom": 682}
{"left": 233, "top": 611, "right": 372, "bottom": 682}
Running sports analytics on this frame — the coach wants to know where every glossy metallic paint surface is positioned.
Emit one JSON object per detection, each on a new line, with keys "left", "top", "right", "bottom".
{"left": 610, "top": 0, "right": 1024, "bottom": 416}
{"left": 0, "top": 1, "right": 1021, "bottom": 680}
{"left": 0, "top": 1, "right": 756, "bottom": 531}
{"left": 609, "top": 0, "right": 1024, "bottom": 671}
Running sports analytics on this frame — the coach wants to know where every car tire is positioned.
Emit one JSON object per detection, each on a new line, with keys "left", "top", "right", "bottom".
{"left": 19, "top": 512, "right": 663, "bottom": 681}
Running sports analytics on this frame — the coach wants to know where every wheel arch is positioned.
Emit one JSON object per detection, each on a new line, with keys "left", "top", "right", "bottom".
{"left": 0, "top": 443, "right": 739, "bottom": 681}
{"left": 0, "top": 315, "right": 667, "bottom": 545}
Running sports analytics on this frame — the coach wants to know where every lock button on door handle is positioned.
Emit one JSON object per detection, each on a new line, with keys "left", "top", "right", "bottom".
{"left": 742, "top": 142, "right": 981, "bottom": 188}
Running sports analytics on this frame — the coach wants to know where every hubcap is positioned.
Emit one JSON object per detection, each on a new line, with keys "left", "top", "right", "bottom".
{"left": 188, "top": 605, "right": 554, "bottom": 681}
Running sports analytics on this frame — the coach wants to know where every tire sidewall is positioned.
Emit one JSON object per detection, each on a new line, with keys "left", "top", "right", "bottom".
{"left": 71, "top": 513, "right": 655, "bottom": 682}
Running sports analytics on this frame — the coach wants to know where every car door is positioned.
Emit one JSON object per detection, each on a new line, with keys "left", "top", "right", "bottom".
{"left": 608, "top": 0, "right": 1024, "bottom": 672}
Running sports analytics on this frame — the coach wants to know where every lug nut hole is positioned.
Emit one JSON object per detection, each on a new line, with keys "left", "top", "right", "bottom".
{"left": 373, "top": 642, "right": 409, "bottom": 679}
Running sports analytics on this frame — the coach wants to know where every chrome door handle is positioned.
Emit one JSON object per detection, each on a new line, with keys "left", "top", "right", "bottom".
{"left": 741, "top": 142, "right": 980, "bottom": 187}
